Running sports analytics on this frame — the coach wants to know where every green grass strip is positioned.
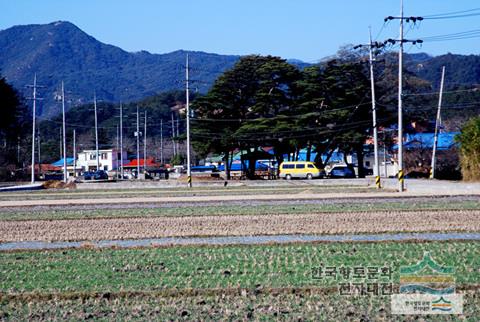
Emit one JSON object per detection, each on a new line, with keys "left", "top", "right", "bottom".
{"left": 0, "top": 200, "right": 479, "bottom": 221}
{"left": 0, "top": 241, "right": 478, "bottom": 294}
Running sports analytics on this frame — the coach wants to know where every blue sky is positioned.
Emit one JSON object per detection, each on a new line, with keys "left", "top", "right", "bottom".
{"left": 1, "top": 0, "right": 479, "bottom": 61}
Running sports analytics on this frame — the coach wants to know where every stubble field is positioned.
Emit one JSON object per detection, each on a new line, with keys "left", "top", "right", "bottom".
{"left": 0, "top": 182, "right": 479, "bottom": 320}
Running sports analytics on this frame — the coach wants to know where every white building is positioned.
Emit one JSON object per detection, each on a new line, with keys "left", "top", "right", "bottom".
{"left": 363, "top": 151, "right": 397, "bottom": 178}
{"left": 76, "top": 149, "right": 127, "bottom": 173}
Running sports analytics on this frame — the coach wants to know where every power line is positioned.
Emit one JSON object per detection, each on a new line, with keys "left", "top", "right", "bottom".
{"left": 423, "top": 7, "right": 480, "bottom": 18}
{"left": 193, "top": 117, "right": 387, "bottom": 138}
{"left": 190, "top": 101, "right": 373, "bottom": 123}
{"left": 423, "top": 12, "right": 480, "bottom": 20}
{"left": 374, "top": 21, "right": 388, "bottom": 41}
{"left": 378, "top": 102, "right": 480, "bottom": 112}
{"left": 402, "top": 87, "right": 479, "bottom": 96}
{"left": 191, "top": 116, "right": 397, "bottom": 141}
{"left": 422, "top": 29, "right": 480, "bottom": 42}
{"left": 378, "top": 86, "right": 480, "bottom": 100}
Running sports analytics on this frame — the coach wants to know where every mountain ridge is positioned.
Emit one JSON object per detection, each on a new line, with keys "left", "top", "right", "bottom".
{"left": 1, "top": 21, "right": 480, "bottom": 117}
{"left": 0, "top": 21, "right": 241, "bottom": 116}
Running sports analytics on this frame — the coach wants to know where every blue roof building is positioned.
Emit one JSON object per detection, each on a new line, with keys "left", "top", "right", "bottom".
{"left": 393, "top": 132, "right": 459, "bottom": 151}
{"left": 51, "top": 157, "right": 75, "bottom": 167}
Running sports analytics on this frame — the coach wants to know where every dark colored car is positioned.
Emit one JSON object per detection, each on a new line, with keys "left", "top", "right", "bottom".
{"left": 82, "top": 171, "right": 95, "bottom": 180}
{"left": 191, "top": 165, "right": 217, "bottom": 173}
{"left": 329, "top": 166, "right": 356, "bottom": 178}
{"left": 93, "top": 170, "right": 109, "bottom": 180}
{"left": 364, "top": 168, "right": 373, "bottom": 176}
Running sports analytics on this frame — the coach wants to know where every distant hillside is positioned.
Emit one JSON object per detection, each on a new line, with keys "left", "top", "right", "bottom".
{"left": 0, "top": 21, "right": 240, "bottom": 116}
{"left": 2, "top": 21, "right": 480, "bottom": 119}
{"left": 411, "top": 53, "right": 480, "bottom": 87}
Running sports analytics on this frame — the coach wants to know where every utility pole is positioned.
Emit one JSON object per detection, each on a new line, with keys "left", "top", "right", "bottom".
{"left": 160, "top": 119, "right": 164, "bottom": 165}
{"left": 30, "top": 74, "right": 38, "bottom": 183}
{"left": 144, "top": 109, "right": 147, "bottom": 173}
{"left": 171, "top": 112, "right": 176, "bottom": 156}
{"left": 61, "top": 81, "right": 67, "bottom": 183}
{"left": 354, "top": 30, "right": 383, "bottom": 188}
{"left": 431, "top": 66, "right": 446, "bottom": 179}
{"left": 185, "top": 54, "right": 192, "bottom": 188}
{"left": 37, "top": 130, "right": 41, "bottom": 178}
{"left": 118, "top": 102, "right": 124, "bottom": 179}
{"left": 120, "top": 104, "right": 124, "bottom": 179}
{"left": 59, "top": 128, "right": 62, "bottom": 160}
{"left": 136, "top": 106, "right": 140, "bottom": 178}
{"left": 176, "top": 117, "right": 180, "bottom": 156}
{"left": 93, "top": 92, "right": 100, "bottom": 171}
{"left": 383, "top": 2, "right": 424, "bottom": 191}
{"left": 397, "top": 0, "right": 405, "bottom": 192}
{"left": 115, "top": 124, "right": 119, "bottom": 179}
{"left": 383, "top": 130, "right": 388, "bottom": 177}
{"left": 17, "top": 137, "right": 20, "bottom": 165}
{"left": 73, "top": 129, "right": 76, "bottom": 177}
{"left": 369, "top": 28, "right": 381, "bottom": 189}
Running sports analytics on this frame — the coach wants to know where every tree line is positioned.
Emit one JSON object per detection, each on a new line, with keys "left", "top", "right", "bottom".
{"left": 191, "top": 54, "right": 384, "bottom": 179}
{"left": 191, "top": 52, "right": 480, "bottom": 180}
{"left": 1, "top": 49, "right": 480, "bottom": 181}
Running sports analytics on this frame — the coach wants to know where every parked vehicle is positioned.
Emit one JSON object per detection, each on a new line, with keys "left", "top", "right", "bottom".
{"left": 82, "top": 171, "right": 95, "bottom": 180}
{"left": 93, "top": 170, "right": 109, "bottom": 180}
{"left": 279, "top": 161, "right": 325, "bottom": 180}
{"left": 146, "top": 169, "right": 169, "bottom": 180}
{"left": 191, "top": 165, "right": 217, "bottom": 173}
{"left": 329, "top": 165, "right": 356, "bottom": 178}
{"left": 124, "top": 172, "right": 135, "bottom": 179}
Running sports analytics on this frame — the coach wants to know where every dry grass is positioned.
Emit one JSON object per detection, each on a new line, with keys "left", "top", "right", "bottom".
{"left": 0, "top": 209, "right": 479, "bottom": 242}
{"left": 42, "top": 180, "right": 77, "bottom": 190}
{"left": 2, "top": 288, "right": 478, "bottom": 321}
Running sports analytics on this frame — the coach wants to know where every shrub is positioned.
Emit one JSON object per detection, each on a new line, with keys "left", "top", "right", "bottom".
{"left": 456, "top": 117, "right": 480, "bottom": 181}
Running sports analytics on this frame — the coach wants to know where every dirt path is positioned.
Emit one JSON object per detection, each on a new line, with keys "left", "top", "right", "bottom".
{"left": 1, "top": 191, "right": 480, "bottom": 208}
{"left": 1, "top": 209, "right": 479, "bottom": 242}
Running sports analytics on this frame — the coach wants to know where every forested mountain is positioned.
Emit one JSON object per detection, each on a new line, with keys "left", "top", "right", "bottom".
{"left": 35, "top": 90, "right": 190, "bottom": 164}
{"left": 2, "top": 20, "right": 479, "bottom": 120}
{"left": 0, "top": 21, "right": 239, "bottom": 117}
{"left": 411, "top": 53, "right": 480, "bottom": 87}
{"left": 1, "top": 21, "right": 480, "bottom": 162}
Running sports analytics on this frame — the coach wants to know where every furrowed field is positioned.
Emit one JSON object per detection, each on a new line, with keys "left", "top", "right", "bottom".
{"left": 1, "top": 241, "right": 479, "bottom": 320}
{"left": 0, "top": 182, "right": 479, "bottom": 320}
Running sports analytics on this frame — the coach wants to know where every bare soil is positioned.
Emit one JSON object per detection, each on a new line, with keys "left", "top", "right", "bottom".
{"left": 1, "top": 209, "right": 478, "bottom": 242}
{"left": 1, "top": 188, "right": 480, "bottom": 208}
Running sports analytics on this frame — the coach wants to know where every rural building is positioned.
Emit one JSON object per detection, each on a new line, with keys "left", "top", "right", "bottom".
{"left": 76, "top": 149, "right": 127, "bottom": 172}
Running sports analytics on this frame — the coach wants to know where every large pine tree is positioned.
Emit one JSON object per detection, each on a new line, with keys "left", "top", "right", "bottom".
{"left": 0, "top": 75, "right": 28, "bottom": 173}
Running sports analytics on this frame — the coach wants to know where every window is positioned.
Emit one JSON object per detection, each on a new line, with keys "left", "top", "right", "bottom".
{"left": 283, "top": 164, "right": 294, "bottom": 169}
{"left": 365, "top": 161, "right": 371, "bottom": 167}
{"left": 89, "top": 154, "right": 96, "bottom": 160}
{"left": 101, "top": 153, "right": 108, "bottom": 160}
{"left": 308, "top": 164, "right": 315, "bottom": 169}
{"left": 296, "top": 164, "right": 305, "bottom": 169}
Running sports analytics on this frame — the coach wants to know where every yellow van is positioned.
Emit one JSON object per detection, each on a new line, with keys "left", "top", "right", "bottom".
{"left": 279, "top": 161, "right": 325, "bottom": 180}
